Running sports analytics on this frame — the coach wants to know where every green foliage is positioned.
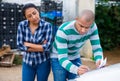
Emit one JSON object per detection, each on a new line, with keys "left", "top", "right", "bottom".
{"left": 95, "top": 3, "right": 120, "bottom": 50}
{"left": 91, "top": 55, "right": 95, "bottom": 61}
{"left": 99, "top": 0, "right": 109, "bottom": 2}
{"left": 13, "top": 55, "right": 22, "bottom": 65}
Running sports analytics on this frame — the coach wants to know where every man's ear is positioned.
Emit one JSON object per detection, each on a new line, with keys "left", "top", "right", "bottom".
{"left": 76, "top": 18, "right": 81, "bottom": 21}
{"left": 75, "top": 18, "right": 79, "bottom": 20}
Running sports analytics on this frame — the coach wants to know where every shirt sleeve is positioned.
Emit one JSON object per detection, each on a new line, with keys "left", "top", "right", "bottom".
{"left": 17, "top": 22, "right": 28, "bottom": 51}
{"left": 56, "top": 29, "right": 79, "bottom": 74}
{"left": 90, "top": 23, "right": 103, "bottom": 62}
{"left": 42, "top": 23, "right": 53, "bottom": 52}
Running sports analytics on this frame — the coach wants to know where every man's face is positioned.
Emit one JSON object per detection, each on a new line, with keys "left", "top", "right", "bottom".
{"left": 75, "top": 17, "right": 93, "bottom": 35}
{"left": 25, "top": 7, "right": 40, "bottom": 24}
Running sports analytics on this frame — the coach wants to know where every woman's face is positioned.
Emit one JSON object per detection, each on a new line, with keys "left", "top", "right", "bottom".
{"left": 25, "top": 7, "right": 40, "bottom": 24}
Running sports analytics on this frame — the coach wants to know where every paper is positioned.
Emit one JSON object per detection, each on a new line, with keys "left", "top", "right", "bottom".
{"left": 97, "top": 57, "right": 107, "bottom": 69}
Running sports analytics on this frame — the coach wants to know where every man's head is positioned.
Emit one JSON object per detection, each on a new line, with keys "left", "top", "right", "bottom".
{"left": 75, "top": 10, "right": 95, "bottom": 35}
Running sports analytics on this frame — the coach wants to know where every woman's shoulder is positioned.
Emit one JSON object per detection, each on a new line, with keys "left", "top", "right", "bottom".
{"left": 40, "top": 19, "right": 51, "bottom": 25}
{"left": 40, "top": 19, "right": 52, "bottom": 28}
{"left": 19, "top": 20, "right": 28, "bottom": 25}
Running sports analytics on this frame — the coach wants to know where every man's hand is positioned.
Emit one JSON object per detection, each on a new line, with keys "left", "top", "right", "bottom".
{"left": 96, "top": 60, "right": 101, "bottom": 68}
{"left": 77, "top": 65, "right": 90, "bottom": 75}
{"left": 96, "top": 58, "right": 107, "bottom": 69}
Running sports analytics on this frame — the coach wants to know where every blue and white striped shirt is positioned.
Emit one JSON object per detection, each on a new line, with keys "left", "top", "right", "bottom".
{"left": 17, "top": 19, "right": 53, "bottom": 65}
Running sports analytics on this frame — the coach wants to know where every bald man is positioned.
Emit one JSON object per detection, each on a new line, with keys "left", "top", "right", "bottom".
{"left": 51, "top": 10, "right": 103, "bottom": 81}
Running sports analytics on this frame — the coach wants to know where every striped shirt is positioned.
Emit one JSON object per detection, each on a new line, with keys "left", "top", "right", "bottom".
{"left": 51, "top": 20, "right": 103, "bottom": 74}
{"left": 17, "top": 19, "right": 53, "bottom": 66}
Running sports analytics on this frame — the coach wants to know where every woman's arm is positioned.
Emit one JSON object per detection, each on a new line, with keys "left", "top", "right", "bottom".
{"left": 24, "top": 40, "right": 46, "bottom": 52}
{"left": 24, "top": 23, "right": 53, "bottom": 52}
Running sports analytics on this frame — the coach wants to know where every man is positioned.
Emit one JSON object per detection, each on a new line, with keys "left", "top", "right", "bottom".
{"left": 51, "top": 10, "right": 104, "bottom": 81}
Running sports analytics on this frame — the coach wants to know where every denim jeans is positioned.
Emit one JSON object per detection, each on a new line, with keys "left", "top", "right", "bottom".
{"left": 51, "top": 58, "right": 81, "bottom": 81}
{"left": 22, "top": 59, "right": 50, "bottom": 81}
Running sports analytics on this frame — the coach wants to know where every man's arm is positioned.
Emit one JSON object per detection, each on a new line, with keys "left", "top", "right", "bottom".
{"left": 56, "top": 29, "right": 89, "bottom": 74}
{"left": 90, "top": 23, "right": 103, "bottom": 67}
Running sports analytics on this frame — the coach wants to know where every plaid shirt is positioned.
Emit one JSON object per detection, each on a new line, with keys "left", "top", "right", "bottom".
{"left": 17, "top": 19, "right": 53, "bottom": 66}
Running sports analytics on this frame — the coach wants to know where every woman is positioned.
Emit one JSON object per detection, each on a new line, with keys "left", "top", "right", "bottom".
{"left": 17, "top": 3, "right": 53, "bottom": 81}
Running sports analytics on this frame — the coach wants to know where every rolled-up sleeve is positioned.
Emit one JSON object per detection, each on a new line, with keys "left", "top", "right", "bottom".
{"left": 42, "top": 23, "right": 53, "bottom": 52}
{"left": 17, "top": 22, "right": 28, "bottom": 51}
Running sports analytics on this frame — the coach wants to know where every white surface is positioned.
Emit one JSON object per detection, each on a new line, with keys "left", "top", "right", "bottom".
{"left": 2, "top": 0, "right": 41, "bottom": 6}
{"left": 75, "top": 63, "right": 120, "bottom": 81}
{"left": 62, "top": 0, "right": 78, "bottom": 22}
